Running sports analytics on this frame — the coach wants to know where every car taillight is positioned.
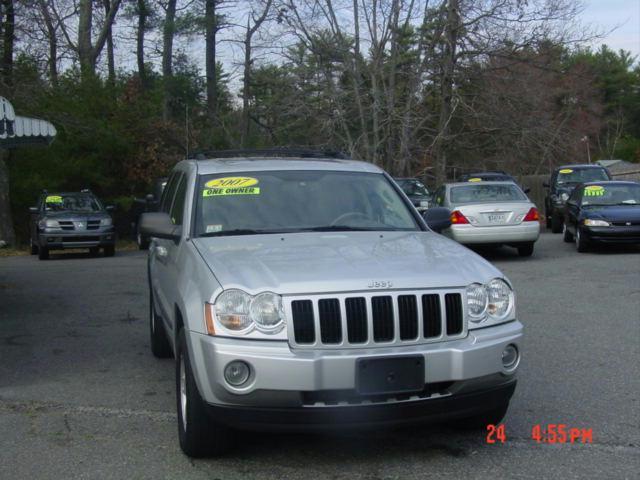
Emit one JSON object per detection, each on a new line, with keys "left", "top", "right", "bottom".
{"left": 450, "top": 210, "right": 469, "bottom": 224}
{"left": 524, "top": 207, "right": 539, "bottom": 222}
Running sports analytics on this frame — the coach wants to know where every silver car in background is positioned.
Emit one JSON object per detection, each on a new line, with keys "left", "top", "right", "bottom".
{"left": 432, "top": 181, "right": 540, "bottom": 256}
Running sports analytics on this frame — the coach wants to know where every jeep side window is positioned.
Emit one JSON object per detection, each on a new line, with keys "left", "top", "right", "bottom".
{"left": 160, "top": 172, "right": 179, "bottom": 213}
{"left": 170, "top": 175, "right": 187, "bottom": 225}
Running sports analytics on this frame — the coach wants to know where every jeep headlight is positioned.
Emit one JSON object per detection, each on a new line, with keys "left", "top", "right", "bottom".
{"left": 250, "top": 292, "right": 285, "bottom": 333}
{"left": 210, "top": 289, "right": 285, "bottom": 336}
{"left": 486, "top": 278, "right": 513, "bottom": 320}
{"left": 466, "top": 283, "right": 488, "bottom": 321}
{"left": 560, "top": 192, "right": 569, "bottom": 201}
{"left": 467, "top": 279, "right": 515, "bottom": 326}
{"left": 39, "top": 219, "right": 59, "bottom": 229}
{"left": 583, "top": 218, "right": 609, "bottom": 227}
{"left": 214, "top": 289, "right": 253, "bottom": 333}
{"left": 100, "top": 217, "right": 112, "bottom": 226}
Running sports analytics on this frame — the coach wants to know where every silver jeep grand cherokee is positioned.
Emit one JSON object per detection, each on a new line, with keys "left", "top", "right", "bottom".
{"left": 141, "top": 151, "right": 523, "bottom": 457}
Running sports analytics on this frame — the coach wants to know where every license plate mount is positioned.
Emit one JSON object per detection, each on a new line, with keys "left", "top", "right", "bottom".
{"left": 487, "top": 213, "right": 507, "bottom": 223}
{"left": 356, "top": 356, "right": 425, "bottom": 395}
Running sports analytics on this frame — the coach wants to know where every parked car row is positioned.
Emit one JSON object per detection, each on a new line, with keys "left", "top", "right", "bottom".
{"left": 395, "top": 163, "right": 638, "bottom": 256}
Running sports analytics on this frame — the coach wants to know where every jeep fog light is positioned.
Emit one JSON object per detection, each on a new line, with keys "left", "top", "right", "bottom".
{"left": 502, "top": 344, "right": 519, "bottom": 371}
{"left": 224, "top": 361, "right": 250, "bottom": 387}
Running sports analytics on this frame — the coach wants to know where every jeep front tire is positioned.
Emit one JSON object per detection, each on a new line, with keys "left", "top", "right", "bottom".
{"left": 176, "top": 329, "right": 232, "bottom": 457}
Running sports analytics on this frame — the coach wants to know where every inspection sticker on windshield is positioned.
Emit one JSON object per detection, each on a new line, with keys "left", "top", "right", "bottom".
{"left": 584, "top": 185, "right": 605, "bottom": 196}
{"left": 203, "top": 177, "right": 260, "bottom": 197}
{"left": 559, "top": 169, "right": 573, "bottom": 174}
{"left": 45, "top": 195, "right": 63, "bottom": 203}
{"left": 205, "top": 224, "right": 223, "bottom": 233}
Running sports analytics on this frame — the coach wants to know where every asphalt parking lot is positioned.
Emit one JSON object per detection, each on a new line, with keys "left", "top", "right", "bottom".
{"left": 0, "top": 232, "right": 638, "bottom": 479}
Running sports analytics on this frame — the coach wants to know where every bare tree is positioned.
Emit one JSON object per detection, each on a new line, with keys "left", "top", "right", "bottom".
{"left": 433, "top": 0, "right": 458, "bottom": 184}
{"left": 102, "top": 0, "right": 116, "bottom": 84}
{"left": 205, "top": 0, "right": 218, "bottom": 123}
{"left": 1, "top": 0, "right": 14, "bottom": 84}
{"left": 241, "top": 0, "right": 273, "bottom": 146}
{"left": 76, "top": 0, "right": 121, "bottom": 78}
{"left": 161, "top": 0, "right": 177, "bottom": 119}
{"left": 136, "top": 0, "right": 148, "bottom": 86}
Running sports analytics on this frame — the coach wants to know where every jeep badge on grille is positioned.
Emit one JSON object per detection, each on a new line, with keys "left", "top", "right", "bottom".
{"left": 368, "top": 280, "right": 393, "bottom": 289}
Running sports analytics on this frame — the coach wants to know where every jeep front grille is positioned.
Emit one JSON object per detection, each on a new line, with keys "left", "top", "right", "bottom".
{"left": 287, "top": 290, "right": 466, "bottom": 349}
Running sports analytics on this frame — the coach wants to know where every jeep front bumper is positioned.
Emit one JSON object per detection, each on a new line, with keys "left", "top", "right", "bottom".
{"left": 186, "top": 320, "right": 522, "bottom": 427}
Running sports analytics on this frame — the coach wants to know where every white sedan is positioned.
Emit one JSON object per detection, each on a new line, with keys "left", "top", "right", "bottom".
{"left": 431, "top": 181, "right": 541, "bottom": 256}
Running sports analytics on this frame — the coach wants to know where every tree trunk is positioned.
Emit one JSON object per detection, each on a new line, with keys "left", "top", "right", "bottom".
{"left": 77, "top": 0, "right": 121, "bottom": 80}
{"left": 205, "top": 0, "right": 218, "bottom": 124}
{"left": 38, "top": 0, "right": 58, "bottom": 86}
{"left": 0, "top": 150, "right": 16, "bottom": 247}
{"left": 434, "top": 0, "right": 459, "bottom": 185}
{"left": 137, "top": 0, "right": 147, "bottom": 86}
{"left": 350, "top": 0, "right": 370, "bottom": 160}
{"left": 240, "top": 0, "right": 272, "bottom": 146}
{"left": 386, "top": 0, "right": 401, "bottom": 173}
{"left": 103, "top": 0, "right": 116, "bottom": 85}
{"left": 241, "top": 16, "right": 251, "bottom": 146}
{"left": 1, "top": 0, "right": 14, "bottom": 84}
{"left": 78, "top": 0, "right": 94, "bottom": 77}
{"left": 162, "top": 0, "right": 177, "bottom": 120}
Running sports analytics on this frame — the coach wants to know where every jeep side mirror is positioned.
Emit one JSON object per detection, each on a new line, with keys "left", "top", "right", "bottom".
{"left": 145, "top": 193, "right": 155, "bottom": 203}
{"left": 140, "top": 212, "right": 181, "bottom": 240}
{"left": 29, "top": 207, "right": 39, "bottom": 213}
{"left": 423, "top": 207, "right": 451, "bottom": 233}
{"left": 524, "top": 187, "right": 531, "bottom": 194}
{"left": 105, "top": 205, "right": 115, "bottom": 212}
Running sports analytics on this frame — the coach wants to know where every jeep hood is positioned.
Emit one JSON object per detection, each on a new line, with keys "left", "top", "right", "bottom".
{"left": 192, "top": 231, "right": 504, "bottom": 295}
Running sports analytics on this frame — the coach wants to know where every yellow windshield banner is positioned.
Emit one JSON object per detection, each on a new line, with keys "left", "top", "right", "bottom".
{"left": 583, "top": 185, "right": 604, "bottom": 196}
{"left": 559, "top": 169, "right": 573, "bottom": 174}
{"left": 468, "top": 178, "right": 482, "bottom": 182}
{"left": 203, "top": 177, "right": 261, "bottom": 197}
{"left": 45, "top": 195, "right": 63, "bottom": 203}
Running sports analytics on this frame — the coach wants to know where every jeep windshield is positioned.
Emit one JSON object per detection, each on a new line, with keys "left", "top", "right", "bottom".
{"left": 556, "top": 168, "right": 609, "bottom": 185}
{"left": 194, "top": 170, "right": 420, "bottom": 236}
{"left": 43, "top": 193, "right": 102, "bottom": 212}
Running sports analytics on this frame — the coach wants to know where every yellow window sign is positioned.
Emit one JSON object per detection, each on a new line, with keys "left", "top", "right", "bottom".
{"left": 203, "top": 177, "right": 260, "bottom": 197}
{"left": 45, "top": 195, "right": 63, "bottom": 203}
{"left": 559, "top": 169, "right": 573, "bottom": 174}
{"left": 583, "top": 185, "right": 604, "bottom": 197}
{"left": 468, "top": 178, "right": 482, "bottom": 182}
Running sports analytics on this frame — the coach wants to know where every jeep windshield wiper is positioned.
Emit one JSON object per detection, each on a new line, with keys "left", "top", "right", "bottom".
{"left": 304, "top": 225, "right": 388, "bottom": 232}
{"left": 199, "top": 228, "right": 287, "bottom": 237}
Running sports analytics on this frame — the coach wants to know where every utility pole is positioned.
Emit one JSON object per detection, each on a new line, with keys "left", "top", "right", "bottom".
{"left": 581, "top": 136, "right": 591, "bottom": 164}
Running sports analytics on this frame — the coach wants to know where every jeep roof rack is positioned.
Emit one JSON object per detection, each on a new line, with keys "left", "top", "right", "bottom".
{"left": 187, "top": 148, "right": 349, "bottom": 161}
